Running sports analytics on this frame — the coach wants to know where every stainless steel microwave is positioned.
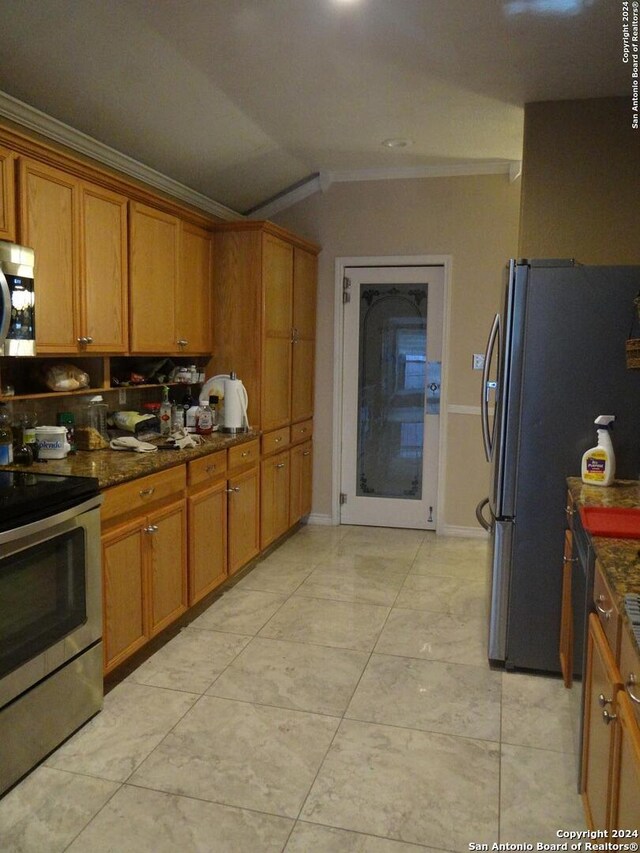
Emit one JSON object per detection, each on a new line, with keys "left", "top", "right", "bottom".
{"left": 0, "top": 241, "right": 36, "bottom": 356}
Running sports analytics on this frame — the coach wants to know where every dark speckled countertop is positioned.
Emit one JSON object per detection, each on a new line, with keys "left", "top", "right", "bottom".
{"left": 1, "top": 429, "right": 260, "bottom": 489}
{"left": 567, "top": 477, "right": 640, "bottom": 660}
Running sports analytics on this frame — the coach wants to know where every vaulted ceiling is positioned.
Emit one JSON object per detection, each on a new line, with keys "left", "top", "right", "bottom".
{"left": 0, "top": 0, "right": 626, "bottom": 213}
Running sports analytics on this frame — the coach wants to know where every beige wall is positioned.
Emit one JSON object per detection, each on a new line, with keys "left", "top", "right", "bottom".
{"left": 273, "top": 173, "right": 521, "bottom": 529}
{"left": 519, "top": 98, "right": 640, "bottom": 263}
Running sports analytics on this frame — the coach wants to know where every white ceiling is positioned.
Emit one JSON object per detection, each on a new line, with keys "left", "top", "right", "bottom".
{"left": 0, "top": 0, "right": 626, "bottom": 213}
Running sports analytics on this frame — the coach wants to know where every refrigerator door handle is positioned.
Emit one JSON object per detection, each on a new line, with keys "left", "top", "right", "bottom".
{"left": 481, "top": 313, "right": 501, "bottom": 462}
{"left": 475, "top": 497, "right": 492, "bottom": 531}
{"left": 0, "top": 270, "right": 11, "bottom": 345}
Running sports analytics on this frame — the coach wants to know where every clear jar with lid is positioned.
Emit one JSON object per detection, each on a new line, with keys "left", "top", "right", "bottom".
{"left": 76, "top": 395, "right": 110, "bottom": 450}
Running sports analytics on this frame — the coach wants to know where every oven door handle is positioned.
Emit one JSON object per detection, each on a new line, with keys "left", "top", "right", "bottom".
{"left": 0, "top": 269, "right": 11, "bottom": 344}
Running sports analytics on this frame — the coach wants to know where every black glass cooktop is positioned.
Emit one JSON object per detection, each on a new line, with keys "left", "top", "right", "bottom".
{"left": 0, "top": 472, "right": 100, "bottom": 533}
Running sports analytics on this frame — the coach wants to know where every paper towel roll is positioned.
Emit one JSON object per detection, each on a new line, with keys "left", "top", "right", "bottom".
{"left": 224, "top": 378, "right": 248, "bottom": 430}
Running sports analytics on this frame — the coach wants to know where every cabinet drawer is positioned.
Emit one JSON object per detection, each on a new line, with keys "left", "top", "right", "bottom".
{"left": 619, "top": 626, "right": 640, "bottom": 727}
{"left": 101, "top": 465, "right": 187, "bottom": 523}
{"left": 290, "top": 418, "right": 313, "bottom": 445}
{"left": 593, "top": 561, "right": 620, "bottom": 658}
{"left": 188, "top": 450, "right": 227, "bottom": 489}
{"left": 228, "top": 439, "right": 259, "bottom": 471}
{"left": 261, "top": 427, "right": 290, "bottom": 457}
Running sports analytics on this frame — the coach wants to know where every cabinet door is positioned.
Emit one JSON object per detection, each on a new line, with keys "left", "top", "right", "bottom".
{"left": 262, "top": 234, "right": 293, "bottom": 430}
{"left": 147, "top": 500, "right": 188, "bottom": 636}
{"left": 178, "top": 221, "right": 212, "bottom": 354}
{"left": 291, "top": 248, "right": 317, "bottom": 423}
{"left": 228, "top": 465, "right": 260, "bottom": 576}
{"left": 188, "top": 480, "right": 227, "bottom": 605}
{"left": 582, "top": 614, "right": 621, "bottom": 829}
{"left": 289, "top": 440, "right": 313, "bottom": 526}
{"left": 260, "top": 450, "right": 290, "bottom": 549}
{"left": 80, "top": 182, "right": 128, "bottom": 352}
{"left": 129, "top": 202, "right": 178, "bottom": 353}
{"left": 19, "top": 158, "right": 80, "bottom": 352}
{"left": 559, "top": 529, "right": 574, "bottom": 688}
{"left": 102, "top": 518, "right": 147, "bottom": 674}
{"left": 610, "top": 691, "right": 640, "bottom": 831}
{"left": 0, "top": 146, "right": 16, "bottom": 241}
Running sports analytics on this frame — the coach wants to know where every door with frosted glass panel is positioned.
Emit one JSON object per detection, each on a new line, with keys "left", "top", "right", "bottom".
{"left": 340, "top": 266, "right": 444, "bottom": 529}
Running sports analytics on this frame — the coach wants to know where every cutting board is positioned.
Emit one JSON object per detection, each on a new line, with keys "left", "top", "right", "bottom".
{"left": 579, "top": 506, "right": 640, "bottom": 538}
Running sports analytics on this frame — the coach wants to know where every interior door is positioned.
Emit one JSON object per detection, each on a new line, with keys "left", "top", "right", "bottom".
{"left": 340, "top": 266, "right": 444, "bottom": 529}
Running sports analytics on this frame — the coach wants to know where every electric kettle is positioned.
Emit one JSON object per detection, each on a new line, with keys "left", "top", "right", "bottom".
{"left": 200, "top": 372, "right": 249, "bottom": 433}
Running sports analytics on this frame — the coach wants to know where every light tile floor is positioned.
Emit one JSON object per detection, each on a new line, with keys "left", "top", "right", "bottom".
{"left": 0, "top": 525, "right": 586, "bottom": 852}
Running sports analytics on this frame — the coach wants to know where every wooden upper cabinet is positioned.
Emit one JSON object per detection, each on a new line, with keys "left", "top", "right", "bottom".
{"left": 19, "top": 158, "right": 79, "bottom": 353}
{"left": 129, "top": 202, "right": 179, "bottom": 353}
{"left": 261, "top": 234, "right": 293, "bottom": 431}
{"left": 291, "top": 247, "right": 317, "bottom": 423}
{"left": 19, "top": 157, "right": 128, "bottom": 353}
{"left": 0, "top": 146, "right": 16, "bottom": 241}
{"left": 80, "top": 182, "right": 128, "bottom": 352}
{"left": 177, "top": 221, "right": 212, "bottom": 354}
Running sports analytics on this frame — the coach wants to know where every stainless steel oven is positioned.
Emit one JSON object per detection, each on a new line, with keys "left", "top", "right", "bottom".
{"left": 0, "top": 472, "right": 103, "bottom": 794}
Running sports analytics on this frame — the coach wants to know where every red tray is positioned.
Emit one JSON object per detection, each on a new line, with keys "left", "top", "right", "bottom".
{"left": 579, "top": 506, "right": 640, "bottom": 538}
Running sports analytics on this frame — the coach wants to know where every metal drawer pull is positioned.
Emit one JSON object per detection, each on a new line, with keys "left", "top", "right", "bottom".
{"left": 139, "top": 487, "right": 155, "bottom": 497}
{"left": 565, "top": 505, "right": 575, "bottom": 516}
{"left": 275, "top": 437, "right": 282, "bottom": 443}
{"left": 86, "top": 336, "right": 93, "bottom": 344}
{"left": 77, "top": 336, "right": 88, "bottom": 344}
{"left": 598, "top": 693, "right": 613, "bottom": 708}
{"left": 144, "top": 524, "right": 159, "bottom": 533}
{"left": 241, "top": 451, "right": 249, "bottom": 457}
{"left": 177, "top": 339, "right": 188, "bottom": 346}
{"left": 300, "top": 427, "right": 307, "bottom": 433}
{"left": 275, "top": 462, "right": 286, "bottom": 469}
{"left": 225, "top": 486, "right": 240, "bottom": 493}
{"left": 595, "top": 594, "right": 612, "bottom": 620}
{"left": 563, "top": 555, "right": 578, "bottom": 564}
{"left": 626, "top": 673, "right": 640, "bottom": 705}
{"left": 602, "top": 709, "right": 617, "bottom": 725}
{"left": 302, "top": 451, "right": 311, "bottom": 457}
{"left": 206, "top": 464, "right": 216, "bottom": 473}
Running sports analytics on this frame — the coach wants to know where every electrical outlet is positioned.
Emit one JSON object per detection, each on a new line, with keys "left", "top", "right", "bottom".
{"left": 473, "top": 354, "right": 485, "bottom": 370}
{"left": 118, "top": 388, "right": 127, "bottom": 405}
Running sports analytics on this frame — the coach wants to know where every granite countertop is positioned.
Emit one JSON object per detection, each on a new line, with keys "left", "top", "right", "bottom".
{"left": 567, "top": 476, "right": 640, "bottom": 659}
{"left": 1, "top": 429, "right": 260, "bottom": 490}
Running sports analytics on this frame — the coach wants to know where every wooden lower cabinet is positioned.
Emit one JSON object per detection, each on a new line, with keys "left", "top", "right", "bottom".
{"left": 228, "top": 465, "right": 260, "bottom": 576}
{"left": 102, "top": 498, "right": 187, "bottom": 674}
{"left": 188, "top": 479, "right": 228, "bottom": 605}
{"left": 610, "top": 692, "right": 640, "bottom": 829}
{"left": 290, "top": 440, "right": 312, "bottom": 525}
{"left": 261, "top": 450, "right": 290, "bottom": 549}
{"left": 582, "top": 614, "right": 620, "bottom": 829}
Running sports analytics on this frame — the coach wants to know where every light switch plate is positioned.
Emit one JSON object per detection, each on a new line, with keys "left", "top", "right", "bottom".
{"left": 118, "top": 388, "right": 127, "bottom": 405}
{"left": 473, "top": 354, "right": 485, "bottom": 370}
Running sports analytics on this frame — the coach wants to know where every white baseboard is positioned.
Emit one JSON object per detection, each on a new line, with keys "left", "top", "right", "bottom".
{"left": 306, "top": 513, "right": 335, "bottom": 526}
{"left": 438, "top": 524, "right": 488, "bottom": 539}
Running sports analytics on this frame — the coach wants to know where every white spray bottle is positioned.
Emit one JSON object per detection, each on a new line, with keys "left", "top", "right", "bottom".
{"left": 581, "top": 415, "right": 616, "bottom": 486}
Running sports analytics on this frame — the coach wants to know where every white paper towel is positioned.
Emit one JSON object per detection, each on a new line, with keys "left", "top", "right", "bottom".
{"left": 224, "top": 378, "right": 248, "bottom": 429}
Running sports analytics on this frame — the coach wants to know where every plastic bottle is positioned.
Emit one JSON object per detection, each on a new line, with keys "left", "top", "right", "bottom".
{"left": 159, "top": 386, "right": 172, "bottom": 437}
{"left": 195, "top": 398, "right": 214, "bottom": 435}
{"left": 581, "top": 415, "right": 616, "bottom": 486}
{"left": 0, "top": 403, "right": 14, "bottom": 465}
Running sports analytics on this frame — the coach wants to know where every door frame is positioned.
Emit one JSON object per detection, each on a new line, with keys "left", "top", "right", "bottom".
{"left": 332, "top": 254, "right": 452, "bottom": 530}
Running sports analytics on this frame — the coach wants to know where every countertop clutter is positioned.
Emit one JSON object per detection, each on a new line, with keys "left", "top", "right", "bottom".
{"left": 0, "top": 429, "right": 259, "bottom": 489}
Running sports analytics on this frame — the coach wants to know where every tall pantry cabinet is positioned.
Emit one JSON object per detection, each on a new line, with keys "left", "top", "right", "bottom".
{"left": 212, "top": 221, "right": 319, "bottom": 529}
{"left": 212, "top": 221, "right": 319, "bottom": 431}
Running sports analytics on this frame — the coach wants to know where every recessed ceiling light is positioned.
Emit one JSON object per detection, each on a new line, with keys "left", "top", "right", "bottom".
{"left": 382, "top": 138, "right": 413, "bottom": 149}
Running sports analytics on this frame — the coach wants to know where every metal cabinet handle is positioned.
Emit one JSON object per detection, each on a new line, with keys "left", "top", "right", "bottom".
{"left": 206, "top": 464, "right": 216, "bottom": 473}
{"left": 598, "top": 693, "right": 613, "bottom": 708}
{"left": 275, "top": 462, "right": 286, "bottom": 469}
{"left": 177, "top": 338, "right": 188, "bottom": 347}
{"left": 563, "top": 555, "right": 578, "bottom": 564}
{"left": 300, "top": 427, "right": 307, "bottom": 433}
{"left": 139, "top": 487, "right": 155, "bottom": 497}
{"left": 602, "top": 709, "right": 617, "bottom": 725}
{"left": 595, "top": 593, "right": 612, "bottom": 620}
{"left": 626, "top": 673, "right": 640, "bottom": 705}
{"left": 241, "top": 451, "right": 249, "bottom": 457}
{"left": 144, "top": 524, "right": 159, "bottom": 533}
{"left": 275, "top": 437, "right": 282, "bottom": 443}
{"left": 77, "top": 336, "right": 88, "bottom": 344}
{"left": 85, "top": 336, "right": 93, "bottom": 344}
{"left": 565, "top": 504, "right": 575, "bottom": 517}
{"left": 225, "top": 486, "right": 240, "bottom": 493}
{"left": 302, "top": 450, "right": 311, "bottom": 457}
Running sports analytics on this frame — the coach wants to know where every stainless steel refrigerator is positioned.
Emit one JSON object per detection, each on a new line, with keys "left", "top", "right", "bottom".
{"left": 477, "top": 259, "right": 640, "bottom": 673}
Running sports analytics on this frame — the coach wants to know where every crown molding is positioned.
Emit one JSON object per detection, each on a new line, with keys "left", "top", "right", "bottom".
{"left": 0, "top": 90, "right": 241, "bottom": 221}
{"left": 249, "top": 159, "right": 522, "bottom": 217}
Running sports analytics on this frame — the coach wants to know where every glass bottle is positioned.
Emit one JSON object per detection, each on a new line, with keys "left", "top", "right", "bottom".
{"left": 0, "top": 403, "right": 14, "bottom": 465}
{"left": 160, "top": 386, "right": 172, "bottom": 437}
{"left": 21, "top": 411, "right": 39, "bottom": 460}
